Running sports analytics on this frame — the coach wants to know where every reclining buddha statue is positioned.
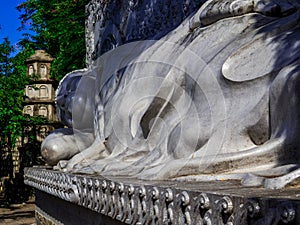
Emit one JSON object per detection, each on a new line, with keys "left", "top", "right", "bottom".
{"left": 41, "top": 0, "right": 300, "bottom": 189}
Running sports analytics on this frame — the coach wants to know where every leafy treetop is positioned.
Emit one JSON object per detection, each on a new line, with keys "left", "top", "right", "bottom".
{"left": 17, "top": 0, "right": 90, "bottom": 80}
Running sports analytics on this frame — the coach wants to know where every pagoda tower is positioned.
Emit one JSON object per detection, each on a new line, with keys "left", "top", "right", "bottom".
{"left": 23, "top": 50, "right": 58, "bottom": 142}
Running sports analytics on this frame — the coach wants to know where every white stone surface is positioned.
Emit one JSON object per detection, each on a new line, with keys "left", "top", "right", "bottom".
{"left": 42, "top": 0, "right": 300, "bottom": 188}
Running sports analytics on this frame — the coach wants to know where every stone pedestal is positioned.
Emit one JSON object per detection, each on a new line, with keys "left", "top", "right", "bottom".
{"left": 25, "top": 167, "right": 300, "bottom": 225}
{"left": 35, "top": 190, "right": 125, "bottom": 225}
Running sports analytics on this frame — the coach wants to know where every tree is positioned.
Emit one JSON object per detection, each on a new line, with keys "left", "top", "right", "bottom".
{"left": 17, "top": 0, "right": 90, "bottom": 80}
{"left": 0, "top": 38, "right": 47, "bottom": 203}
{"left": 0, "top": 0, "right": 88, "bottom": 203}
{"left": 0, "top": 40, "right": 50, "bottom": 154}
{"left": 0, "top": 38, "right": 14, "bottom": 76}
{"left": 0, "top": 40, "right": 33, "bottom": 151}
{"left": 0, "top": 0, "right": 89, "bottom": 202}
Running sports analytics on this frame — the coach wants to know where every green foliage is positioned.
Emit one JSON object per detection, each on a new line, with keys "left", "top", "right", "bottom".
{"left": 0, "top": 38, "right": 21, "bottom": 149}
{"left": 0, "top": 0, "right": 89, "bottom": 203}
{"left": 17, "top": 0, "right": 89, "bottom": 80}
{"left": 0, "top": 39, "right": 43, "bottom": 150}
{"left": 0, "top": 38, "right": 14, "bottom": 76}
{"left": 0, "top": 0, "right": 90, "bottom": 203}
{"left": 0, "top": 37, "right": 48, "bottom": 203}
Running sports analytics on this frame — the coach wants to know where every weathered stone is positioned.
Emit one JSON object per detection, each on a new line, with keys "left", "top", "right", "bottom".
{"left": 41, "top": 0, "right": 300, "bottom": 191}
{"left": 25, "top": 167, "right": 300, "bottom": 225}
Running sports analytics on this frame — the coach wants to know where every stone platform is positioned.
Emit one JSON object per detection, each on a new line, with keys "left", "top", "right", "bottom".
{"left": 24, "top": 167, "right": 300, "bottom": 225}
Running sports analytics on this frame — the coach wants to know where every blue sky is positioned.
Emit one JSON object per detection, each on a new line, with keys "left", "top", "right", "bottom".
{"left": 0, "top": 1, "right": 25, "bottom": 51}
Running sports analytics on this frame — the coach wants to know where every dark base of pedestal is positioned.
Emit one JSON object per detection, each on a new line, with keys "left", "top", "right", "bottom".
{"left": 35, "top": 190, "right": 126, "bottom": 225}
{"left": 25, "top": 168, "right": 300, "bottom": 225}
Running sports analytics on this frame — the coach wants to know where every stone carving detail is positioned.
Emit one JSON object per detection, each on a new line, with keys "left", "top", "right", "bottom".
{"left": 28, "top": 65, "right": 34, "bottom": 75}
{"left": 39, "top": 85, "right": 48, "bottom": 98}
{"left": 217, "top": 196, "right": 234, "bottom": 224}
{"left": 40, "top": 0, "right": 300, "bottom": 190}
{"left": 40, "top": 64, "right": 47, "bottom": 79}
{"left": 24, "top": 105, "right": 34, "bottom": 116}
{"left": 24, "top": 168, "right": 300, "bottom": 225}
